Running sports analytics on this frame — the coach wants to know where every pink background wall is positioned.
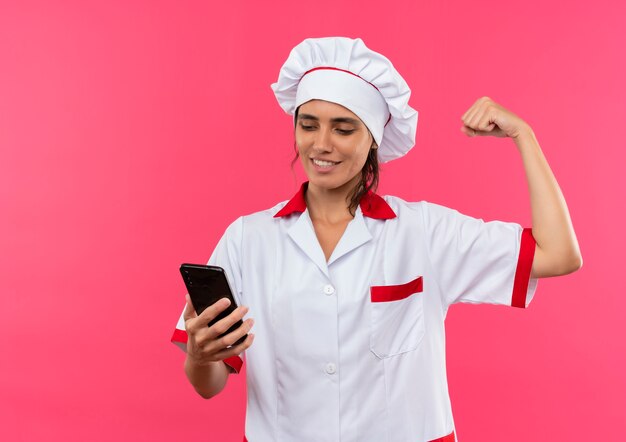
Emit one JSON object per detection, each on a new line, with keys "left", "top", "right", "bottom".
{"left": 1, "top": 0, "right": 624, "bottom": 440}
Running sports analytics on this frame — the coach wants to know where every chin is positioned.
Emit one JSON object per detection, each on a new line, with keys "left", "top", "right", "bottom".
{"left": 307, "top": 174, "right": 358, "bottom": 192}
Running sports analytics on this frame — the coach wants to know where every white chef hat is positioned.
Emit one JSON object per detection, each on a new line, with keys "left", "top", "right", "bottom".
{"left": 271, "top": 37, "right": 418, "bottom": 163}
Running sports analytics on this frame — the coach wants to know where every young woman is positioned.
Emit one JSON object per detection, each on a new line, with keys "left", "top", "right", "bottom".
{"left": 171, "top": 37, "right": 582, "bottom": 442}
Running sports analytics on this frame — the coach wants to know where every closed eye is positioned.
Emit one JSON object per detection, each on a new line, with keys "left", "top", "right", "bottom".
{"left": 298, "top": 122, "right": 355, "bottom": 135}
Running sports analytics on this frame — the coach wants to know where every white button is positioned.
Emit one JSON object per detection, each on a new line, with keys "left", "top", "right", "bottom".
{"left": 325, "top": 363, "right": 336, "bottom": 374}
{"left": 323, "top": 284, "right": 335, "bottom": 295}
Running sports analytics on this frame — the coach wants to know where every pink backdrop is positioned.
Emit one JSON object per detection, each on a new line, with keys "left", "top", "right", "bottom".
{"left": 1, "top": 0, "right": 624, "bottom": 440}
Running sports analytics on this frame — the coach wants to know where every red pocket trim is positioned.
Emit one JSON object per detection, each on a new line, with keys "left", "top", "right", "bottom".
{"left": 371, "top": 276, "right": 423, "bottom": 302}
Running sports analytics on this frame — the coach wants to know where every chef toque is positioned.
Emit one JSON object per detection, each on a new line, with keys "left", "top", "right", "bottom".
{"left": 271, "top": 37, "right": 418, "bottom": 163}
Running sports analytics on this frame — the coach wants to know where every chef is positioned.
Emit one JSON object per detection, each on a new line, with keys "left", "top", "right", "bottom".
{"left": 171, "top": 37, "right": 582, "bottom": 442}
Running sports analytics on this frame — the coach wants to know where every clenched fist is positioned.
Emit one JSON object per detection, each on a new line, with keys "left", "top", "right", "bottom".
{"left": 460, "top": 96, "right": 531, "bottom": 140}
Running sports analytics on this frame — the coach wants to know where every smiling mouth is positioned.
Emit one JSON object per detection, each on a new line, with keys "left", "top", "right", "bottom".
{"left": 312, "top": 158, "right": 340, "bottom": 168}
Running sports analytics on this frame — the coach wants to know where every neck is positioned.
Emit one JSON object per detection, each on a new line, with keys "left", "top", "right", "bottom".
{"left": 305, "top": 177, "right": 360, "bottom": 223}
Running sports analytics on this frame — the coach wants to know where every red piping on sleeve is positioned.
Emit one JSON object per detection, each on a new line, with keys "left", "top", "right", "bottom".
{"left": 511, "top": 228, "right": 536, "bottom": 308}
{"left": 171, "top": 328, "right": 188, "bottom": 344}
{"left": 430, "top": 431, "right": 456, "bottom": 442}
{"left": 171, "top": 328, "right": 243, "bottom": 374}
{"left": 224, "top": 355, "right": 244, "bottom": 374}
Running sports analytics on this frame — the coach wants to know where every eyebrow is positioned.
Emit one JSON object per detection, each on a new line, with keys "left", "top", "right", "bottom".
{"left": 297, "top": 113, "right": 361, "bottom": 126}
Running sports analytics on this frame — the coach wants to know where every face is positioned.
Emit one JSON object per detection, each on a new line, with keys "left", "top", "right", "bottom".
{"left": 295, "top": 99, "right": 375, "bottom": 192}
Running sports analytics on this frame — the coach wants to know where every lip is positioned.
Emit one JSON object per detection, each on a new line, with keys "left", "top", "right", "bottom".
{"left": 310, "top": 157, "right": 341, "bottom": 173}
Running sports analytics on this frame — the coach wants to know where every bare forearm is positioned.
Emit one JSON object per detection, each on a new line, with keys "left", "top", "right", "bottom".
{"left": 184, "top": 356, "right": 230, "bottom": 399}
{"left": 514, "top": 128, "right": 582, "bottom": 277}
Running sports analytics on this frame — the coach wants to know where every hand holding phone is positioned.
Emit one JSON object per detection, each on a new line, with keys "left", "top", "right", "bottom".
{"left": 180, "top": 263, "right": 249, "bottom": 347}
{"left": 181, "top": 264, "right": 255, "bottom": 368}
{"left": 182, "top": 294, "right": 254, "bottom": 373}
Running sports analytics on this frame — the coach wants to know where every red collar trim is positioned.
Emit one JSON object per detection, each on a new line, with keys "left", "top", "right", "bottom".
{"left": 273, "top": 182, "right": 396, "bottom": 220}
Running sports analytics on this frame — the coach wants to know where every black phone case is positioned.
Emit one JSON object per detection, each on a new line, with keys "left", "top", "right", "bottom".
{"left": 180, "top": 263, "right": 247, "bottom": 347}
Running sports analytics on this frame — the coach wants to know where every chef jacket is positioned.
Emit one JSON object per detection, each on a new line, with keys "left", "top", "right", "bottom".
{"left": 172, "top": 182, "right": 538, "bottom": 442}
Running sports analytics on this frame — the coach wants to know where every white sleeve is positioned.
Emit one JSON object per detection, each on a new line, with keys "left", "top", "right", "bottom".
{"left": 170, "top": 216, "right": 245, "bottom": 374}
{"left": 421, "top": 202, "right": 538, "bottom": 309}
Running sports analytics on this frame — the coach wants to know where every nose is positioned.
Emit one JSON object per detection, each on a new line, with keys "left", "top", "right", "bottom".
{"left": 312, "top": 126, "right": 333, "bottom": 152}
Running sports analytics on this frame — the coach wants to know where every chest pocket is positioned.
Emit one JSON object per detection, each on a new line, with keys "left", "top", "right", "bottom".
{"left": 369, "top": 275, "right": 425, "bottom": 359}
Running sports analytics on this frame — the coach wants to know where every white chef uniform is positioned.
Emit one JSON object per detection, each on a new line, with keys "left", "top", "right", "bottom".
{"left": 171, "top": 181, "right": 538, "bottom": 442}
{"left": 172, "top": 36, "right": 538, "bottom": 442}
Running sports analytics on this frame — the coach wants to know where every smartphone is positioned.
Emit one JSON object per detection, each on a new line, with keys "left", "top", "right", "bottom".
{"left": 179, "top": 263, "right": 247, "bottom": 346}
